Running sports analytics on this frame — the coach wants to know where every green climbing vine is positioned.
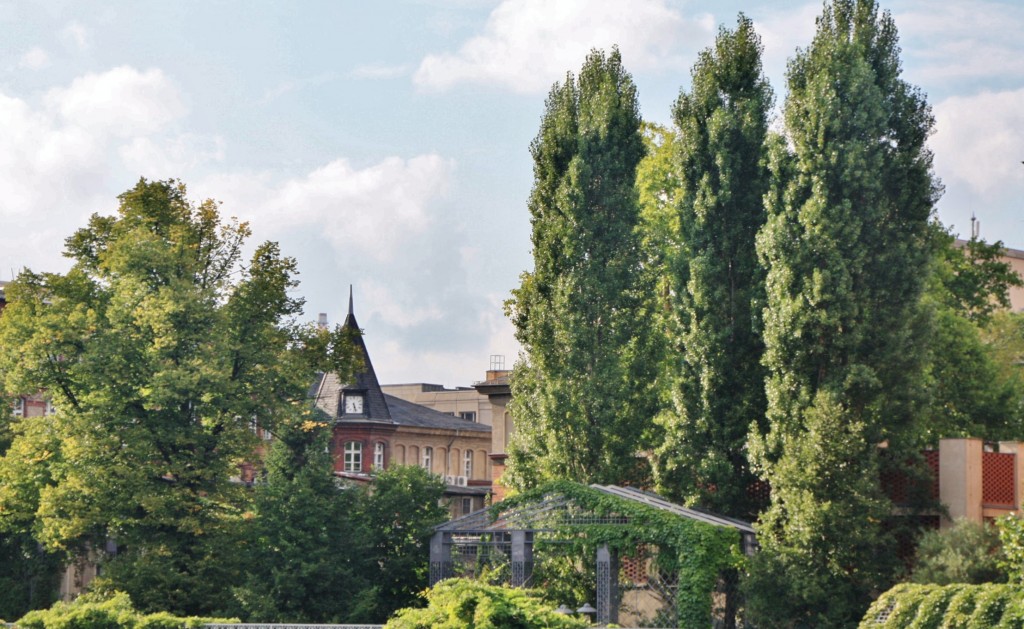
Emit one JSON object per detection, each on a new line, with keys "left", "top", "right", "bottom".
{"left": 491, "top": 481, "right": 743, "bottom": 627}
{"left": 859, "top": 583, "right": 1024, "bottom": 628}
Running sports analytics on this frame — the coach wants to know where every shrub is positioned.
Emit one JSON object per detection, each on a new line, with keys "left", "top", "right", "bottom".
{"left": 911, "top": 519, "right": 1006, "bottom": 585}
{"left": 15, "top": 592, "right": 237, "bottom": 629}
{"left": 385, "top": 578, "right": 588, "bottom": 629}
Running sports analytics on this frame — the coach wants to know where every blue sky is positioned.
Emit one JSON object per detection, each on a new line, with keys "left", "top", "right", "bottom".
{"left": 2, "top": 0, "right": 1023, "bottom": 386}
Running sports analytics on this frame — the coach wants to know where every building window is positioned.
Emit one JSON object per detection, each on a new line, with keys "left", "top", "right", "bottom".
{"left": 250, "top": 415, "right": 272, "bottom": 441}
{"left": 462, "top": 497, "right": 473, "bottom": 515}
{"left": 373, "top": 442, "right": 386, "bottom": 471}
{"left": 464, "top": 450, "right": 473, "bottom": 478}
{"left": 422, "top": 446, "right": 433, "bottom": 472}
{"left": 12, "top": 397, "right": 23, "bottom": 418}
{"left": 344, "top": 441, "right": 362, "bottom": 472}
{"left": 44, "top": 400, "right": 56, "bottom": 416}
{"left": 459, "top": 411, "right": 476, "bottom": 422}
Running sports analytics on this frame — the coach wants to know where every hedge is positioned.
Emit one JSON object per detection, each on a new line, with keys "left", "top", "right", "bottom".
{"left": 14, "top": 592, "right": 236, "bottom": 629}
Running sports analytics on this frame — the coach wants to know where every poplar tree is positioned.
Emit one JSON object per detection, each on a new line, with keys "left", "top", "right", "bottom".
{"left": 651, "top": 15, "right": 772, "bottom": 520}
{"left": 505, "top": 48, "right": 655, "bottom": 487}
{"left": 746, "top": 1, "right": 939, "bottom": 625}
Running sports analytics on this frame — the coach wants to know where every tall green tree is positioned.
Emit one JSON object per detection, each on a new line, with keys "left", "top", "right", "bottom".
{"left": 233, "top": 425, "right": 366, "bottom": 623}
{"left": 350, "top": 465, "right": 447, "bottom": 623}
{"left": 650, "top": 15, "right": 772, "bottom": 521}
{"left": 505, "top": 48, "right": 657, "bottom": 487}
{"left": 0, "top": 179, "right": 353, "bottom": 615}
{"left": 746, "top": 1, "right": 939, "bottom": 625}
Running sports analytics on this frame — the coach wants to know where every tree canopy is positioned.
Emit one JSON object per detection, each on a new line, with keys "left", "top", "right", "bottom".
{"left": 505, "top": 47, "right": 658, "bottom": 488}
{"left": 746, "top": 0, "right": 940, "bottom": 624}
{"left": 651, "top": 14, "right": 773, "bottom": 521}
{"left": 0, "top": 179, "right": 359, "bottom": 614}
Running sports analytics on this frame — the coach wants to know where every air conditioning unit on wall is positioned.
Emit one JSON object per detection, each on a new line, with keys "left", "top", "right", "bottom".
{"left": 456, "top": 475, "right": 468, "bottom": 486}
{"left": 445, "top": 475, "right": 456, "bottom": 485}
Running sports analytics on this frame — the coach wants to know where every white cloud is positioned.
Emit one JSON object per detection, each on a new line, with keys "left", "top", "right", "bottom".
{"left": 350, "top": 63, "right": 409, "bottom": 80}
{"left": 753, "top": 3, "right": 819, "bottom": 89}
{"left": 200, "top": 154, "right": 454, "bottom": 261}
{"left": 119, "top": 133, "right": 226, "bottom": 179}
{"left": 895, "top": 0, "right": 1024, "bottom": 84}
{"left": 414, "top": 0, "right": 711, "bottom": 93}
{"left": 19, "top": 46, "right": 50, "bottom": 70}
{"left": 259, "top": 73, "right": 337, "bottom": 103}
{"left": 60, "top": 21, "right": 90, "bottom": 52}
{"left": 45, "top": 66, "right": 185, "bottom": 137}
{"left": 0, "top": 66, "right": 196, "bottom": 276}
{"left": 930, "top": 88, "right": 1024, "bottom": 198}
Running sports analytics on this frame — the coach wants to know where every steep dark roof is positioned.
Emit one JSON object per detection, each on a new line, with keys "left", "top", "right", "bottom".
{"left": 311, "top": 288, "right": 391, "bottom": 421}
{"left": 309, "top": 290, "right": 489, "bottom": 436}
{"left": 384, "top": 394, "right": 489, "bottom": 433}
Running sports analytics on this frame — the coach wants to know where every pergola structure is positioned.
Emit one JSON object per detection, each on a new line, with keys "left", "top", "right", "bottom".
{"left": 429, "top": 484, "right": 757, "bottom": 626}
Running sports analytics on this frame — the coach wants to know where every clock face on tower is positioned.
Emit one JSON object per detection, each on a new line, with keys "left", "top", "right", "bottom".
{"left": 344, "top": 393, "right": 364, "bottom": 415}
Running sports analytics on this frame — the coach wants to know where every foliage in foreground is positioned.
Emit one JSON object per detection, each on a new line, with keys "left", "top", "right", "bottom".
{"left": 16, "top": 591, "right": 236, "bottom": 629}
{"left": 385, "top": 579, "right": 587, "bottom": 629}
{"left": 859, "top": 583, "right": 1024, "bottom": 628}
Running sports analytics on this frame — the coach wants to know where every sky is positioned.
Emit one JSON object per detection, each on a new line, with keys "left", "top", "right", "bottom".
{"left": 1, "top": 0, "right": 1023, "bottom": 387}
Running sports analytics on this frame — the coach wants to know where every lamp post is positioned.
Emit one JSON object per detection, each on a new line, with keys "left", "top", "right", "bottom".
{"left": 576, "top": 602, "right": 598, "bottom": 624}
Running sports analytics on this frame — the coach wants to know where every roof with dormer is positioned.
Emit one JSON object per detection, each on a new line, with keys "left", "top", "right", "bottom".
{"left": 309, "top": 288, "right": 488, "bottom": 435}
{"left": 311, "top": 288, "right": 392, "bottom": 422}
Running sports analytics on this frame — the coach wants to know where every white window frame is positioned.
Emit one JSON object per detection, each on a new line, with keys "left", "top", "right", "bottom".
{"left": 12, "top": 397, "right": 24, "bottom": 418}
{"left": 44, "top": 399, "right": 56, "bottom": 416}
{"left": 373, "top": 442, "right": 385, "bottom": 471}
{"left": 344, "top": 441, "right": 363, "bottom": 473}
{"left": 464, "top": 450, "right": 473, "bottom": 478}
{"left": 459, "top": 411, "right": 476, "bottom": 422}
{"left": 422, "top": 446, "right": 433, "bottom": 472}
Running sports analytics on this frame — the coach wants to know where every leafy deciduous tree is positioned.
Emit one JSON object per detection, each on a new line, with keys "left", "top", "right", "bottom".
{"left": 0, "top": 179, "right": 353, "bottom": 615}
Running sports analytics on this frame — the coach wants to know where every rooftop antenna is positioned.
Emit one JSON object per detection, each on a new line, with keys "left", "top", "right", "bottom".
{"left": 970, "top": 213, "right": 980, "bottom": 239}
{"left": 348, "top": 284, "right": 354, "bottom": 316}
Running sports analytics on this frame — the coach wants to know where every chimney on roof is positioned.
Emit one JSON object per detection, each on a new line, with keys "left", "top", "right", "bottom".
{"left": 317, "top": 313, "right": 328, "bottom": 329}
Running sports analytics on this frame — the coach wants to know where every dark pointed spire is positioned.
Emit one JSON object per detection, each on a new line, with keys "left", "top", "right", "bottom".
{"left": 343, "top": 285, "right": 358, "bottom": 330}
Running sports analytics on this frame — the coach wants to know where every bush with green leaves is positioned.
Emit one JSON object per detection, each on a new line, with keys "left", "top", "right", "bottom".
{"left": 911, "top": 519, "right": 1007, "bottom": 585}
{"left": 385, "top": 579, "right": 588, "bottom": 629}
{"left": 15, "top": 592, "right": 237, "bottom": 629}
{"left": 997, "top": 513, "right": 1024, "bottom": 584}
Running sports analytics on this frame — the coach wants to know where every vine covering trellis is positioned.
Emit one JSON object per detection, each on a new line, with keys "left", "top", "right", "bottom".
{"left": 430, "top": 481, "right": 755, "bottom": 627}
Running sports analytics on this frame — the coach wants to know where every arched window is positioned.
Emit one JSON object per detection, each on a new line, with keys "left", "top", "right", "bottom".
{"left": 344, "top": 441, "right": 362, "bottom": 472}
{"left": 373, "top": 441, "right": 386, "bottom": 471}
{"left": 409, "top": 445, "right": 419, "bottom": 466}
{"left": 464, "top": 450, "right": 473, "bottom": 478}
{"left": 395, "top": 444, "right": 406, "bottom": 465}
{"left": 422, "top": 446, "right": 433, "bottom": 472}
